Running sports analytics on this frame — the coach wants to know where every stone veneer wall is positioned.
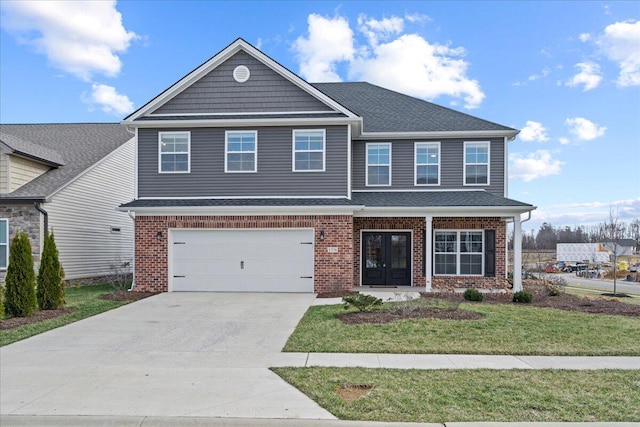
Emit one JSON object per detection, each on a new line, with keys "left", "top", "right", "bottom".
{"left": 353, "top": 217, "right": 508, "bottom": 290}
{"left": 0, "top": 204, "right": 42, "bottom": 283}
{"left": 134, "top": 215, "right": 354, "bottom": 293}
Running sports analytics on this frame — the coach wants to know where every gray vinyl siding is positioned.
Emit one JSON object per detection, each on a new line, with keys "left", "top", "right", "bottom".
{"left": 152, "top": 51, "right": 333, "bottom": 115}
{"left": 352, "top": 138, "right": 505, "bottom": 195}
{"left": 138, "top": 126, "right": 348, "bottom": 197}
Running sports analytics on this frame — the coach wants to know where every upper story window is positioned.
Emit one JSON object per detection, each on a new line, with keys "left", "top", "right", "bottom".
{"left": 415, "top": 142, "right": 440, "bottom": 185}
{"left": 464, "top": 141, "right": 489, "bottom": 185}
{"left": 159, "top": 131, "right": 190, "bottom": 173}
{"left": 225, "top": 131, "right": 257, "bottom": 173}
{"left": 434, "top": 230, "right": 483, "bottom": 276}
{"left": 293, "top": 129, "right": 325, "bottom": 172}
{"left": 366, "top": 143, "right": 391, "bottom": 186}
{"left": 0, "top": 219, "right": 8, "bottom": 270}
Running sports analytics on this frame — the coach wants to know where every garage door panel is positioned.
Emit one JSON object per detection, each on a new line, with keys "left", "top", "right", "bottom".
{"left": 170, "top": 229, "right": 314, "bottom": 292}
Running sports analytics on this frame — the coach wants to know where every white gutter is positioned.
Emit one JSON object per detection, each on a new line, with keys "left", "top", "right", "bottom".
{"left": 127, "top": 210, "right": 136, "bottom": 291}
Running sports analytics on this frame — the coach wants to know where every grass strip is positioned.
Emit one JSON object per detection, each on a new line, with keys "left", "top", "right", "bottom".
{"left": 1, "top": 285, "right": 130, "bottom": 347}
{"left": 283, "top": 302, "right": 640, "bottom": 355}
{"left": 272, "top": 367, "right": 640, "bottom": 423}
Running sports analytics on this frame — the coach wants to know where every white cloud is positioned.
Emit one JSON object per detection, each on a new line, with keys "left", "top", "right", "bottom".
{"left": 597, "top": 20, "right": 640, "bottom": 86}
{"left": 84, "top": 83, "right": 134, "bottom": 116}
{"left": 357, "top": 14, "right": 404, "bottom": 46}
{"left": 519, "top": 121, "right": 549, "bottom": 142}
{"left": 531, "top": 198, "right": 640, "bottom": 228}
{"left": 559, "top": 137, "right": 570, "bottom": 145}
{"left": 579, "top": 33, "right": 592, "bottom": 42}
{"left": 1, "top": 0, "right": 137, "bottom": 81}
{"left": 404, "top": 12, "right": 431, "bottom": 24}
{"left": 528, "top": 67, "right": 551, "bottom": 81}
{"left": 509, "top": 150, "right": 563, "bottom": 182}
{"left": 565, "top": 117, "right": 607, "bottom": 141}
{"left": 293, "top": 13, "right": 485, "bottom": 109}
{"left": 566, "top": 62, "right": 602, "bottom": 91}
{"left": 292, "top": 14, "right": 355, "bottom": 82}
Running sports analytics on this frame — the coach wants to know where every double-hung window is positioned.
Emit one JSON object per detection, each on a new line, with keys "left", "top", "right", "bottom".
{"left": 464, "top": 141, "right": 489, "bottom": 185}
{"left": 366, "top": 143, "right": 391, "bottom": 186}
{"left": 159, "top": 131, "right": 190, "bottom": 173}
{"left": 0, "top": 219, "right": 7, "bottom": 270}
{"left": 226, "top": 131, "right": 257, "bottom": 172}
{"left": 293, "top": 129, "right": 325, "bottom": 172}
{"left": 434, "top": 230, "right": 483, "bottom": 275}
{"left": 415, "top": 142, "right": 440, "bottom": 185}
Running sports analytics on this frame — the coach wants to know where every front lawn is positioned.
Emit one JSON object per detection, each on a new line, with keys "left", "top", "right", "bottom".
{"left": 272, "top": 367, "right": 640, "bottom": 423}
{"left": 283, "top": 300, "right": 640, "bottom": 355}
{"left": 1, "top": 285, "right": 136, "bottom": 346}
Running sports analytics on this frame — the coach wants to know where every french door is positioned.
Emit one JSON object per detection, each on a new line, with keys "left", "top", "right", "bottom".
{"left": 362, "top": 232, "right": 411, "bottom": 286}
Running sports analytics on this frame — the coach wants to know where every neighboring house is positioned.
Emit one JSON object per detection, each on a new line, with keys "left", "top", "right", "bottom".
{"left": 0, "top": 124, "right": 135, "bottom": 282}
{"left": 602, "top": 239, "right": 638, "bottom": 257}
{"left": 119, "top": 38, "right": 535, "bottom": 294}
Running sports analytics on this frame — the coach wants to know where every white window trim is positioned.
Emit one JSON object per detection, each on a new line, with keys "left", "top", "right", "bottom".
{"left": 0, "top": 218, "right": 8, "bottom": 270}
{"left": 463, "top": 141, "right": 490, "bottom": 186}
{"left": 366, "top": 142, "right": 392, "bottom": 187}
{"left": 414, "top": 142, "right": 440, "bottom": 186}
{"left": 433, "top": 229, "right": 484, "bottom": 276}
{"left": 292, "top": 129, "right": 326, "bottom": 172}
{"left": 225, "top": 130, "right": 258, "bottom": 173}
{"left": 158, "top": 131, "right": 191, "bottom": 174}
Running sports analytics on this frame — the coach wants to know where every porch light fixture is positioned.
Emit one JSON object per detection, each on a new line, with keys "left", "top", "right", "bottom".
{"left": 156, "top": 231, "right": 162, "bottom": 241}
{"left": 319, "top": 230, "right": 325, "bottom": 241}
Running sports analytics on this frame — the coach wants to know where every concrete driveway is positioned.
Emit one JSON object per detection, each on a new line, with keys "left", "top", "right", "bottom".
{"left": 1, "top": 293, "right": 334, "bottom": 419}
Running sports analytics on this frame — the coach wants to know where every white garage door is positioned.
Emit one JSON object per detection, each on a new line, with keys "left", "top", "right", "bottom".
{"left": 170, "top": 229, "right": 314, "bottom": 292}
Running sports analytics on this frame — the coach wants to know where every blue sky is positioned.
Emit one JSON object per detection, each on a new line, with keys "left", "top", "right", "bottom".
{"left": 1, "top": 1, "right": 638, "bottom": 232}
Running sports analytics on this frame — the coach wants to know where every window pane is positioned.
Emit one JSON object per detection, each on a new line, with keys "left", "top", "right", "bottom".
{"left": 368, "top": 165, "right": 389, "bottom": 185}
{"left": 460, "top": 254, "right": 482, "bottom": 275}
{"left": 295, "top": 140, "right": 310, "bottom": 151}
{"left": 435, "top": 254, "right": 456, "bottom": 274}
{"left": 161, "top": 154, "right": 188, "bottom": 172}
{"left": 461, "top": 232, "right": 483, "bottom": 253}
{"left": 435, "top": 232, "right": 457, "bottom": 253}
{"left": 391, "top": 235, "right": 407, "bottom": 269}
{"left": 0, "top": 221, "right": 6, "bottom": 243}
{"left": 0, "top": 246, "right": 6, "bottom": 269}
{"left": 365, "top": 235, "right": 382, "bottom": 268}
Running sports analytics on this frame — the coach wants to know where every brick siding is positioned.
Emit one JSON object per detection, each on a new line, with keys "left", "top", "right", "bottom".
{"left": 134, "top": 215, "right": 353, "bottom": 293}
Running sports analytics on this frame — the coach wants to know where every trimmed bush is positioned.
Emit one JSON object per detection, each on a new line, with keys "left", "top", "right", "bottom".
{"left": 37, "top": 231, "right": 65, "bottom": 310}
{"left": 342, "top": 294, "right": 383, "bottom": 312}
{"left": 463, "top": 288, "right": 484, "bottom": 302}
{"left": 513, "top": 290, "right": 533, "bottom": 304}
{"left": 4, "top": 231, "right": 37, "bottom": 317}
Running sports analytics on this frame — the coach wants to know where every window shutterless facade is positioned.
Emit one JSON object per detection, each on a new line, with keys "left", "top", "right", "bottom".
{"left": 464, "top": 141, "right": 489, "bottom": 185}
{"left": 434, "top": 230, "right": 484, "bottom": 275}
{"left": 415, "top": 142, "right": 440, "bottom": 185}
{"left": 293, "top": 129, "right": 325, "bottom": 172}
{"left": 159, "top": 131, "right": 190, "bottom": 173}
{"left": 0, "top": 219, "right": 7, "bottom": 269}
{"left": 366, "top": 142, "right": 391, "bottom": 186}
{"left": 225, "top": 130, "right": 257, "bottom": 172}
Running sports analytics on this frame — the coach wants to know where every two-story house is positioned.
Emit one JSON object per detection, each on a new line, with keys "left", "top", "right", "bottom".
{"left": 120, "top": 38, "right": 535, "bottom": 294}
{"left": 0, "top": 124, "right": 135, "bottom": 283}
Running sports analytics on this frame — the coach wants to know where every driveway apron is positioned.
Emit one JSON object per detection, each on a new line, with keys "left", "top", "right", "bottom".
{"left": 0, "top": 293, "right": 334, "bottom": 419}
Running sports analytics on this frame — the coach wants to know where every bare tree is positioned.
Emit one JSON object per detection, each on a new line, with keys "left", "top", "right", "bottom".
{"left": 602, "top": 208, "right": 625, "bottom": 296}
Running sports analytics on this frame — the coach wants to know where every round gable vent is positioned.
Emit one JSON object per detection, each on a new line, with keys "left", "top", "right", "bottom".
{"left": 233, "top": 65, "right": 250, "bottom": 83}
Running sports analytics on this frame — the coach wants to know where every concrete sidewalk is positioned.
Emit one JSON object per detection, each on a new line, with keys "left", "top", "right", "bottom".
{"left": 288, "top": 353, "right": 640, "bottom": 370}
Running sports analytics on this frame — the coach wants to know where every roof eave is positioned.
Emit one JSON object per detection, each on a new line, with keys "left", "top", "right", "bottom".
{"left": 122, "top": 117, "right": 360, "bottom": 128}
{"left": 355, "top": 130, "right": 519, "bottom": 141}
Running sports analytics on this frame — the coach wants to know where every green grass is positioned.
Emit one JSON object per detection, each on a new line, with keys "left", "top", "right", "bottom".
{"left": 1, "top": 285, "right": 131, "bottom": 347}
{"left": 283, "top": 301, "right": 640, "bottom": 355}
{"left": 273, "top": 367, "right": 640, "bottom": 423}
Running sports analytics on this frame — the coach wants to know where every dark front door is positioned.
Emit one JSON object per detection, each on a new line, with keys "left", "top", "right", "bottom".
{"left": 362, "top": 232, "right": 411, "bottom": 286}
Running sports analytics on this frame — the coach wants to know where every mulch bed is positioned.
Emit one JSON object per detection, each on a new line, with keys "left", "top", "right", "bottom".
{"left": 317, "top": 290, "right": 358, "bottom": 298}
{"left": 0, "top": 308, "right": 73, "bottom": 330}
{"left": 339, "top": 307, "right": 483, "bottom": 324}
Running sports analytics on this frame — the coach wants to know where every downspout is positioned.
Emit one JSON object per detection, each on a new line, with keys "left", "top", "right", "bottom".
{"left": 127, "top": 210, "right": 136, "bottom": 291}
{"left": 34, "top": 202, "right": 48, "bottom": 235}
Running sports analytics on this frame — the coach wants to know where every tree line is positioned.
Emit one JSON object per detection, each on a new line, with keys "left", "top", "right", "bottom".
{"left": 512, "top": 219, "right": 640, "bottom": 250}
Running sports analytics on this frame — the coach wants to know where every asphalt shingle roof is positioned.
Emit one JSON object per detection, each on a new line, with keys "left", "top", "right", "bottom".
{"left": 0, "top": 131, "right": 65, "bottom": 166}
{"left": 0, "top": 124, "right": 133, "bottom": 199}
{"left": 312, "top": 82, "right": 517, "bottom": 134}
{"left": 120, "top": 191, "right": 533, "bottom": 209}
